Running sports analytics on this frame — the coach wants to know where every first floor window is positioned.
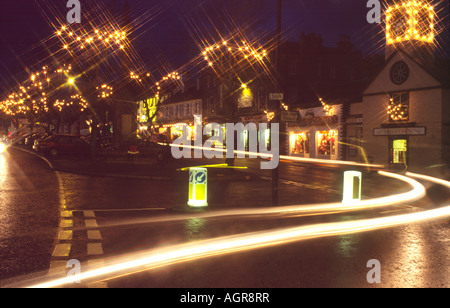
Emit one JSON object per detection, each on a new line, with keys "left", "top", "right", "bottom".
{"left": 388, "top": 93, "right": 409, "bottom": 122}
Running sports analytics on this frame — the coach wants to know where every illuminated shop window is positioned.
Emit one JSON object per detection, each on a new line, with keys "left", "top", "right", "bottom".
{"left": 171, "top": 124, "right": 193, "bottom": 140}
{"left": 258, "top": 128, "right": 271, "bottom": 150}
{"left": 317, "top": 130, "right": 337, "bottom": 156}
{"left": 390, "top": 138, "right": 408, "bottom": 164}
{"left": 388, "top": 93, "right": 409, "bottom": 121}
{"left": 290, "top": 132, "right": 310, "bottom": 155}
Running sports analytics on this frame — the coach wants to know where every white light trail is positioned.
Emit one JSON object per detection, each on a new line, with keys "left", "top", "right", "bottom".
{"left": 167, "top": 143, "right": 385, "bottom": 169}
{"left": 95, "top": 170, "right": 426, "bottom": 228}
{"left": 29, "top": 203, "right": 450, "bottom": 288}
{"left": 27, "top": 172, "right": 447, "bottom": 289}
{"left": 406, "top": 172, "right": 450, "bottom": 188}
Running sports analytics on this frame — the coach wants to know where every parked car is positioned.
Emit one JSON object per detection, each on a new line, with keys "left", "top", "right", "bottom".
{"left": 136, "top": 139, "right": 172, "bottom": 161}
{"left": 25, "top": 133, "right": 48, "bottom": 147}
{"left": 82, "top": 134, "right": 113, "bottom": 150}
{"left": 33, "top": 134, "right": 91, "bottom": 157}
{"left": 149, "top": 134, "right": 172, "bottom": 144}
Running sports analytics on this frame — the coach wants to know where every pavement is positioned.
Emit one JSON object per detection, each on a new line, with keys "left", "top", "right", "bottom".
{"left": 11, "top": 145, "right": 259, "bottom": 182}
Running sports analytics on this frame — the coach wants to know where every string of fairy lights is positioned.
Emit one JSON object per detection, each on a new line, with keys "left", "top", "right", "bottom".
{"left": 57, "top": 24, "right": 128, "bottom": 52}
{"left": 319, "top": 97, "right": 332, "bottom": 116}
{"left": 201, "top": 38, "right": 275, "bottom": 121}
{"left": 202, "top": 39, "right": 268, "bottom": 67}
{"left": 0, "top": 63, "right": 84, "bottom": 117}
{"left": 0, "top": 20, "right": 183, "bottom": 120}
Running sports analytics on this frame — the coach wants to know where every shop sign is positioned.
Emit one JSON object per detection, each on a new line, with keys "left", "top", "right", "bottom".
{"left": 269, "top": 93, "right": 284, "bottom": 101}
{"left": 240, "top": 115, "right": 267, "bottom": 123}
{"left": 291, "top": 115, "right": 338, "bottom": 126}
{"left": 281, "top": 111, "right": 300, "bottom": 122}
{"left": 373, "top": 127, "right": 426, "bottom": 136}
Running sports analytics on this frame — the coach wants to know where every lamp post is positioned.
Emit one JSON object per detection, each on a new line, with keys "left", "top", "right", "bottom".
{"left": 272, "top": 0, "right": 283, "bottom": 207}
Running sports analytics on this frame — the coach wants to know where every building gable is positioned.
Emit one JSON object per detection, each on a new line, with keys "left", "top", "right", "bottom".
{"left": 363, "top": 50, "right": 442, "bottom": 96}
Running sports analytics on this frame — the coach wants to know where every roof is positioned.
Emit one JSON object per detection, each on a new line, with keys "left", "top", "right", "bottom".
{"left": 161, "top": 87, "right": 202, "bottom": 105}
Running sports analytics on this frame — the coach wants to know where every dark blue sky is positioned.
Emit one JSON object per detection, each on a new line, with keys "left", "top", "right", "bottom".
{"left": 0, "top": 0, "right": 448, "bottom": 93}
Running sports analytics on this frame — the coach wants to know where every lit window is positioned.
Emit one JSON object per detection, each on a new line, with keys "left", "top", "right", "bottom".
{"left": 388, "top": 93, "right": 409, "bottom": 121}
{"left": 290, "top": 132, "right": 310, "bottom": 155}
{"left": 317, "top": 130, "right": 337, "bottom": 156}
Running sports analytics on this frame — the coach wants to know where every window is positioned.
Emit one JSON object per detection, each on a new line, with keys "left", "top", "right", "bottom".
{"left": 330, "top": 65, "right": 336, "bottom": 80}
{"left": 290, "top": 132, "right": 310, "bottom": 155}
{"left": 390, "top": 62, "right": 410, "bottom": 85}
{"left": 186, "top": 103, "right": 191, "bottom": 116}
{"left": 177, "top": 105, "right": 184, "bottom": 117}
{"left": 209, "top": 97, "right": 215, "bottom": 114}
{"left": 288, "top": 59, "right": 298, "bottom": 75}
{"left": 317, "top": 130, "right": 337, "bottom": 156}
{"left": 388, "top": 93, "right": 409, "bottom": 121}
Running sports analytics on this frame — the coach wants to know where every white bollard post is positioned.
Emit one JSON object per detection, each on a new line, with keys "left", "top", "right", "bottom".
{"left": 343, "top": 171, "right": 362, "bottom": 203}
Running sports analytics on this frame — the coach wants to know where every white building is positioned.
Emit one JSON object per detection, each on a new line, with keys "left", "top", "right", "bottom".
{"left": 362, "top": 1, "right": 450, "bottom": 177}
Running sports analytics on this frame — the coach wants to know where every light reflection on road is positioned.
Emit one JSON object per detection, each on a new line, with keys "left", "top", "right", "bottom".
{"left": 0, "top": 154, "right": 7, "bottom": 187}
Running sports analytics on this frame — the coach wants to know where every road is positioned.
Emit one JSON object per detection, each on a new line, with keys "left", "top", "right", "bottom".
{"left": 0, "top": 147, "right": 449, "bottom": 289}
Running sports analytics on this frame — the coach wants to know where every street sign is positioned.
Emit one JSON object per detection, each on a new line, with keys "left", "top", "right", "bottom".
{"left": 281, "top": 110, "right": 300, "bottom": 122}
{"left": 269, "top": 93, "right": 284, "bottom": 101}
{"left": 188, "top": 168, "right": 208, "bottom": 207}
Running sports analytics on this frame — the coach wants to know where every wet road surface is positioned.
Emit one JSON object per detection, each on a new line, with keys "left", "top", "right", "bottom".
{"left": 1, "top": 147, "right": 449, "bottom": 288}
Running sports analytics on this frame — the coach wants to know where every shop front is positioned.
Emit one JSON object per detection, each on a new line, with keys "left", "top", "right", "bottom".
{"left": 287, "top": 106, "right": 342, "bottom": 160}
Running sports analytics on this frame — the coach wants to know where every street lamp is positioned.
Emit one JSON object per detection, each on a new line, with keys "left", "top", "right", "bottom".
{"left": 0, "top": 142, "right": 6, "bottom": 154}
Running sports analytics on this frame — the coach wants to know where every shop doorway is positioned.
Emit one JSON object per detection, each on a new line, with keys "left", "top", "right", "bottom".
{"left": 389, "top": 137, "right": 408, "bottom": 168}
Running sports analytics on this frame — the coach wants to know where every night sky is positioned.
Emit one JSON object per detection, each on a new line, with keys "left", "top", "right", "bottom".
{"left": 0, "top": 0, "right": 448, "bottom": 94}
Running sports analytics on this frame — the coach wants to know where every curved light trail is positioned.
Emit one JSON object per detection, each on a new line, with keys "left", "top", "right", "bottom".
{"left": 28, "top": 172, "right": 449, "bottom": 288}
{"left": 167, "top": 143, "right": 386, "bottom": 169}
{"left": 30, "top": 203, "right": 450, "bottom": 288}
{"left": 97, "top": 170, "right": 426, "bottom": 229}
